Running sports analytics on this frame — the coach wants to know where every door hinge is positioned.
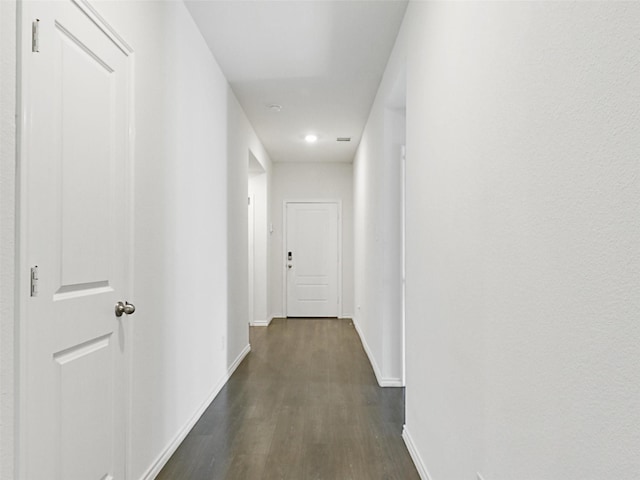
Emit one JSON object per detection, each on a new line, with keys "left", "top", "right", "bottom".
{"left": 30, "top": 266, "right": 39, "bottom": 297}
{"left": 32, "top": 19, "right": 40, "bottom": 53}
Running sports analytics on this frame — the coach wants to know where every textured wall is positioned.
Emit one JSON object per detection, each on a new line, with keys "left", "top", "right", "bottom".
{"left": 0, "top": 1, "right": 16, "bottom": 478}
{"left": 403, "top": 2, "right": 640, "bottom": 479}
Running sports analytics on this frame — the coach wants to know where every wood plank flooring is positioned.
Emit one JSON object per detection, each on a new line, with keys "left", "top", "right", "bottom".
{"left": 156, "top": 318, "right": 419, "bottom": 480}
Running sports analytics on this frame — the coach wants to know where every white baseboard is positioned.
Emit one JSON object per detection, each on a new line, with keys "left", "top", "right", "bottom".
{"left": 251, "top": 316, "right": 275, "bottom": 327}
{"left": 139, "top": 344, "right": 251, "bottom": 480}
{"left": 352, "top": 317, "right": 403, "bottom": 388}
{"left": 352, "top": 318, "right": 404, "bottom": 387}
{"left": 402, "top": 426, "right": 433, "bottom": 480}
{"left": 229, "top": 344, "right": 251, "bottom": 373}
{"left": 352, "top": 316, "right": 383, "bottom": 384}
{"left": 380, "top": 377, "right": 403, "bottom": 387}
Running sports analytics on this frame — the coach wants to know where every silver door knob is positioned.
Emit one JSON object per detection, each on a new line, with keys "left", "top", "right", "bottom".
{"left": 115, "top": 301, "right": 136, "bottom": 317}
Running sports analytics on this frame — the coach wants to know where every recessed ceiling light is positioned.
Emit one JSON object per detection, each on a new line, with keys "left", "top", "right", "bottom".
{"left": 305, "top": 134, "right": 318, "bottom": 143}
{"left": 267, "top": 104, "right": 282, "bottom": 112}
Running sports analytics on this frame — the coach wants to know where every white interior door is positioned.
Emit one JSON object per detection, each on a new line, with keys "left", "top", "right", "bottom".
{"left": 21, "top": 1, "right": 132, "bottom": 479}
{"left": 286, "top": 202, "right": 339, "bottom": 317}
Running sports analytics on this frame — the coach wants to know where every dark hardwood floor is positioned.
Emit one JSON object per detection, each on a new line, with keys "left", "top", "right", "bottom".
{"left": 156, "top": 318, "right": 419, "bottom": 480}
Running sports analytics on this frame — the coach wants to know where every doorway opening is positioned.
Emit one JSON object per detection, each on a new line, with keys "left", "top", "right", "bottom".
{"left": 385, "top": 63, "right": 406, "bottom": 386}
{"left": 248, "top": 151, "right": 268, "bottom": 326}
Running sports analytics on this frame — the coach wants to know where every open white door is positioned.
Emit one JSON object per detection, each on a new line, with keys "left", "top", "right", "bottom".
{"left": 286, "top": 202, "right": 339, "bottom": 317}
{"left": 20, "top": 1, "right": 133, "bottom": 478}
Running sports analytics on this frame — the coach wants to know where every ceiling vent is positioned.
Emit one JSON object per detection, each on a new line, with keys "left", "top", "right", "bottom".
{"left": 336, "top": 137, "right": 351, "bottom": 142}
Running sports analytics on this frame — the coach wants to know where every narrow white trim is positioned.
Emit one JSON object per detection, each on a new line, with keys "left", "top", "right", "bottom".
{"left": 400, "top": 144, "right": 407, "bottom": 387}
{"left": 402, "top": 426, "right": 433, "bottom": 480}
{"left": 251, "top": 315, "right": 280, "bottom": 327}
{"left": 352, "top": 317, "right": 402, "bottom": 388}
{"left": 229, "top": 344, "right": 251, "bottom": 374}
{"left": 251, "top": 318, "right": 271, "bottom": 327}
{"left": 17, "top": 3, "right": 32, "bottom": 476}
{"left": 248, "top": 192, "right": 255, "bottom": 328}
{"left": 139, "top": 344, "right": 251, "bottom": 480}
{"left": 380, "top": 377, "right": 403, "bottom": 387}
{"left": 71, "top": 0, "right": 134, "bottom": 54}
{"left": 352, "top": 316, "right": 382, "bottom": 383}
{"left": 3, "top": 6, "right": 19, "bottom": 479}
{"left": 124, "top": 35, "right": 137, "bottom": 480}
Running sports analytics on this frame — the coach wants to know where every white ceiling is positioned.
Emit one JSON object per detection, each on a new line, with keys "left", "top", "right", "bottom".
{"left": 184, "top": 0, "right": 408, "bottom": 163}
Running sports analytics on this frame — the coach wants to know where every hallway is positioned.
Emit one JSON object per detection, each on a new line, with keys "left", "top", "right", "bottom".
{"left": 157, "top": 319, "right": 419, "bottom": 479}
{"left": 3, "top": 2, "right": 639, "bottom": 478}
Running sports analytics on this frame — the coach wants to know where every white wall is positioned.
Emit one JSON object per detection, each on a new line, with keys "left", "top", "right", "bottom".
{"left": 397, "top": 2, "right": 640, "bottom": 479}
{"left": 0, "top": 1, "right": 16, "bottom": 478}
{"left": 96, "top": 4, "right": 229, "bottom": 475}
{"left": 353, "top": 23, "right": 406, "bottom": 387}
{"left": 270, "top": 162, "right": 354, "bottom": 318}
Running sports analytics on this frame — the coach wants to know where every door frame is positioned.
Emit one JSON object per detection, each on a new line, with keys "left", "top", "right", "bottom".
{"left": 282, "top": 200, "right": 343, "bottom": 318}
{"left": 400, "top": 144, "right": 406, "bottom": 386}
{"left": 248, "top": 193, "right": 255, "bottom": 325}
{"left": 16, "top": 1, "right": 136, "bottom": 476}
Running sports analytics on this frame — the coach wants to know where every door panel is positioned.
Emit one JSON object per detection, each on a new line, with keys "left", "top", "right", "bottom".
{"left": 22, "top": 1, "right": 132, "bottom": 479}
{"left": 58, "top": 20, "right": 114, "bottom": 287}
{"left": 55, "top": 335, "right": 114, "bottom": 480}
{"left": 286, "top": 203, "right": 339, "bottom": 317}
